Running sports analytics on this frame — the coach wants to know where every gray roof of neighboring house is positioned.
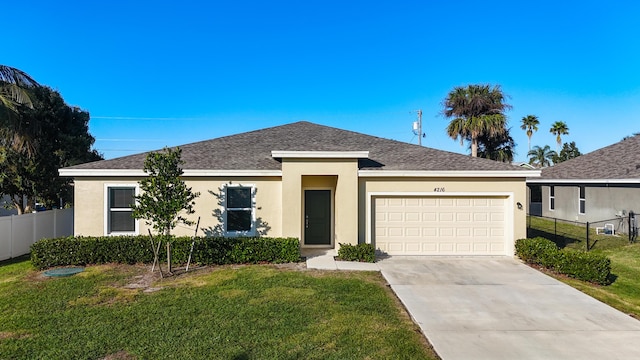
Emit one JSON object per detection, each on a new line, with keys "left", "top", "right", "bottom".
{"left": 63, "top": 121, "right": 530, "bottom": 172}
{"left": 539, "top": 134, "right": 640, "bottom": 180}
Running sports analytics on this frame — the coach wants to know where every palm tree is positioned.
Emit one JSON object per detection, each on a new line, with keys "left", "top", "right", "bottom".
{"left": 443, "top": 84, "right": 511, "bottom": 157}
{"left": 0, "top": 65, "right": 40, "bottom": 154}
{"left": 549, "top": 121, "right": 569, "bottom": 152}
{"left": 0, "top": 65, "right": 38, "bottom": 110}
{"left": 527, "top": 145, "right": 556, "bottom": 168}
{"left": 520, "top": 115, "right": 539, "bottom": 152}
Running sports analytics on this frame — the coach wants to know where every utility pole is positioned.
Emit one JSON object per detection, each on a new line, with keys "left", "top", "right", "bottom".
{"left": 412, "top": 109, "right": 424, "bottom": 146}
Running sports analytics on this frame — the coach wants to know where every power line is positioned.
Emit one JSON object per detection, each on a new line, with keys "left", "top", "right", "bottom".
{"left": 92, "top": 116, "right": 208, "bottom": 121}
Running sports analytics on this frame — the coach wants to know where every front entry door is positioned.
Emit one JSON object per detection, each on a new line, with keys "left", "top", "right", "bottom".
{"left": 304, "top": 190, "right": 332, "bottom": 246}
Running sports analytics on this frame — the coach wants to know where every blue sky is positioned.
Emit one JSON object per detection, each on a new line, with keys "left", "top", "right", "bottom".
{"left": 5, "top": 1, "right": 640, "bottom": 161}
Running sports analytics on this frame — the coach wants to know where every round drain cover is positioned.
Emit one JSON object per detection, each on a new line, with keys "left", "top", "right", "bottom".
{"left": 43, "top": 267, "right": 84, "bottom": 277}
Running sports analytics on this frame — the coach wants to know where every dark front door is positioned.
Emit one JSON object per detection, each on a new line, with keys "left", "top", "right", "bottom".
{"left": 304, "top": 190, "right": 332, "bottom": 245}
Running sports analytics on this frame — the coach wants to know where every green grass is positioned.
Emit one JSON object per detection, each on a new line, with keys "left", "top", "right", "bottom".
{"left": 0, "top": 258, "right": 437, "bottom": 360}
{"left": 556, "top": 243, "right": 640, "bottom": 319}
{"left": 527, "top": 216, "right": 629, "bottom": 251}
{"left": 527, "top": 216, "right": 640, "bottom": 318}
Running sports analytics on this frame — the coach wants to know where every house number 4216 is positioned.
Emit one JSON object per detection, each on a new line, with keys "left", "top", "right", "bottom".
{"left": 434, "top": 187, "right": 445, "bottom": 192}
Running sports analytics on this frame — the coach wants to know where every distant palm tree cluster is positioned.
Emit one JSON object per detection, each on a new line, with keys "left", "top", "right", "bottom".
{"left": 442, "top": 83, "right": 580, "bottom": 167}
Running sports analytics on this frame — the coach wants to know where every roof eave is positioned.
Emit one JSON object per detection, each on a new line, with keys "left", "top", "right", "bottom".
{"left": 59, "top": 169, "right": 283, "bottom": 177}
{"left": 527, "top": 178, "right": 640, "bottom": 184}
{"left": 359, "top": 170, "right": 541, "bottom": 178}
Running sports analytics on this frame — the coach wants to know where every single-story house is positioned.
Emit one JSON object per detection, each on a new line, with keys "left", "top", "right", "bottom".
{"left": 59, "top": 121, "right": 539, "bottom": 256}
{"left": 527, "top": 134, "right": 640, "bottom": 229}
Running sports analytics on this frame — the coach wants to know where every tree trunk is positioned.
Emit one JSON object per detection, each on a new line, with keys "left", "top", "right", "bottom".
{"left": 165, "top": 229, "right": 172, "bottom": 274}
{"left": 11, "top": 195, "right": 32, "bottom": 214}
{"left": 166, "top": 241, "right": 172, "bottom": 274}
{"left": 471, "top": 138, "right": 478, "bottom": 157}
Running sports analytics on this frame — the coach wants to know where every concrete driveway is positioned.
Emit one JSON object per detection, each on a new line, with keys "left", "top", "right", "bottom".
{"left": 377, "top": 256, "right": 640, "bottom": 360}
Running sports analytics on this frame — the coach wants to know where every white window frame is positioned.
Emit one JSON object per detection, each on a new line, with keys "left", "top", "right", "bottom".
{"left": 578, "top": 185, "right": 586, "bottom": 215}
{"left": 104, "top": 183, "right": 139, "bottom": 236}
{"left": 222, "top": 183, "right": 256, "bottom": 237}
{"left": 549, "top": 186, "right": 555, "bottom": 211}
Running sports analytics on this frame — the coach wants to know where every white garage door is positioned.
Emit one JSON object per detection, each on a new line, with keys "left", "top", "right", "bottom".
{"left": 374, "top": 196, "right": 507, "bottom": 255}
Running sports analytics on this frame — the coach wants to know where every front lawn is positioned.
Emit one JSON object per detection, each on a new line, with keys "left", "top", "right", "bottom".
{"left": 0, "top": 257, "right": 437, "bottom": 359}
{"left": 556, "top": 243, "right": 640, "bottom": 319}
{"left": 526, "top": 216, "right": 640, "bottom": 318}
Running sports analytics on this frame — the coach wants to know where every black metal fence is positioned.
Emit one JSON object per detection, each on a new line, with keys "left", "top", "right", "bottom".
{"left": 527, "top": 213, "right": 638, "bottom": 251}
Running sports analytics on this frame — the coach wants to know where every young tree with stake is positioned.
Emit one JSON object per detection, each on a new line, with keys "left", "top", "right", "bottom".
{"left": 132, "top": 147, "right": 199, "bottom": 274}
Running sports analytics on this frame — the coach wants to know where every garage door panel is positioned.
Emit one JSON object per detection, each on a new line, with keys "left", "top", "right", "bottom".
{"left": 439, "top": 198, "right": 455, "bottom": 206}
{"left": 456, "top": 198, "right": 472, "bottom": 207}
{"left": 439, "top": 213, "right": 454, "bottom": 221}
{"left": 388, "top": 212, "right": 403, "bottom": 222}
{"left": 422, "top": 227, "right": 437, "bottom": 237}
{"left": 491, "top": 212, "right": 505, "bottom": 221}
{"left": 388, "top": 198, "right": 403, "bottom": 207}
{"left": 456, "top": 213, "right": 471, "bottom": 222}
{"left": 439, "top": 228, "right": 454, "bottom": 237}
{"left": 474, "top": 213, "right": 488, "bottom": 222}
{"left": 473, "top": 198, "right": 488, "bottom": 206}
{"left": 375, "top": 196, "right": 507, "bottom": 255}
{"left": 421, "top": 198, "right": 437, "bottom": 206}
{"left": 422, "top": 212, "right": 437, "bottom": 221}
{"left": 406, "top": 212, "right": 420, "bottom": 221}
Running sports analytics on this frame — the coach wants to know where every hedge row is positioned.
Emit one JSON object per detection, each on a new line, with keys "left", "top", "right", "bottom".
{"left": 30, "top": 236, "right": 300, "bottom": 270}
{"left": 337, "top": 243, "right": 376, "bottom": 263}
{"left": 515, "top": 237, "right": 611, "bottom": 285}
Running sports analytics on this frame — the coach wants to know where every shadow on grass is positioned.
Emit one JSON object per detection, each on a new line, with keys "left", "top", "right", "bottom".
{"left": 0, "top": 254, "right": 30, "bottom": 267}
{"left": 527, "top": 228, "right": 584, "bottom": 249}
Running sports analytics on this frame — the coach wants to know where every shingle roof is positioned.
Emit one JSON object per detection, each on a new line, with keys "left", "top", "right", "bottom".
{"left": 540, "top": 134, "right": 640, "bottom": 180}
{"left": 64, "top": 121, "right": 529, "bottom": 172}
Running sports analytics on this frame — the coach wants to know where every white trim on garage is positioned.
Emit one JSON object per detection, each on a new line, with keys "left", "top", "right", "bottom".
{"left": 366, "top": 191, "right": 515, "bottom": 256}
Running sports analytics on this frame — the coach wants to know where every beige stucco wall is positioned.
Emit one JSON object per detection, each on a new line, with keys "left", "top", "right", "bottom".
{"left": 73, "top": 169, "right": 528, "bottom": 256}
{"left": 73, "top": 177, "right": 282, "bottom": 237}
{"left": 281, "top": 159, "right": 359, "bottom": 247}
{"left": 358, "top": 177, "right": 528, "bottom": 252}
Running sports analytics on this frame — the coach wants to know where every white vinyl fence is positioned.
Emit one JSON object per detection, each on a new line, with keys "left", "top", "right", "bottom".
{"left": 0, "top": 208, "right": 73, "bottom": 261}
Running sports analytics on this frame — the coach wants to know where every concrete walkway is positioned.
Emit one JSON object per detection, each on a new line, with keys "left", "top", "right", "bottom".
{"left": 304, "top": 251, "right": 640, "bottom": 360}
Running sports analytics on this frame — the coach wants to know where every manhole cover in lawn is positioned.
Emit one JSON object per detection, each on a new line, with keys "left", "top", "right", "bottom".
{"left": 44, "top": 267, "right": 84, "bottom": 277}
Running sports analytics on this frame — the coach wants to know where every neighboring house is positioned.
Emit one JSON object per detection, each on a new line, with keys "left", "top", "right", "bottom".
{"left": 59, "top": 121, "right": 539, "bottom": 256}
{"left": 527, "top": 134, "right": 640, "bottom": 226}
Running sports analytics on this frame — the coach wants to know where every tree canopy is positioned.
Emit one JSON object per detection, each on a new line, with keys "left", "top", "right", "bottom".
{"left": 443, "top": 84, "right": 511, "bottom": 157}
{"left": 552, "top": 141, "right": 581, "bottom": 164}
{"left": 131, "top": 147, "right": 200, "bottom": 237}
{"left": 0, "top": 85, "right": 102, "bottom": 213}
{"left": 476, "top": 127, "right": 516, "bottom": 163}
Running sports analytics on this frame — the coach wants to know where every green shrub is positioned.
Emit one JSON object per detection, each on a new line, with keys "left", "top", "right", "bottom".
{"left": 555, "top": 250, "right": 611, "bottom": 285}
{"left": 515, "top": 237, "right": 611, "bottom": 285}
{"left": 514, "top": 237, "right": 558, "bottom": 265}
{"left": 31, "top": 236, "right": 300, "bottom": 270}
{"left": 337, "top": 243, "right": 376, "bottom": 263}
